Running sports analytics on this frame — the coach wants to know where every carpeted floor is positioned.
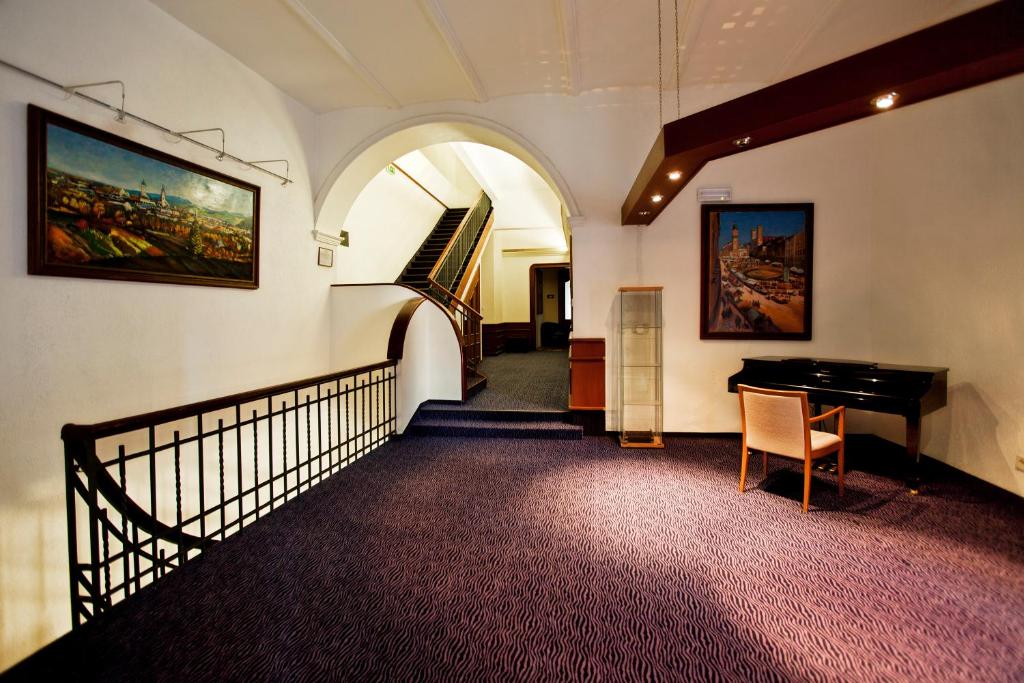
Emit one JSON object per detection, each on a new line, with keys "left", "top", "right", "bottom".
{"left": 460, "top": 349, "right": 569, "bottom": 411}
{"left": 8, "top": 436, "right": 1023, "bottom": 682}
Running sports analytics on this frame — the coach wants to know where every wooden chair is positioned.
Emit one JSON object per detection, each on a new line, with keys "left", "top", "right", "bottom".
{"left": 737, "top": 384, "right": 845, "bottom": 513}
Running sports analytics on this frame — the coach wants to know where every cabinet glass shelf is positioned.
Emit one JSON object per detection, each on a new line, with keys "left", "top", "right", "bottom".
{"left": 619, "top": 287, "right": 663, "bottom": 448}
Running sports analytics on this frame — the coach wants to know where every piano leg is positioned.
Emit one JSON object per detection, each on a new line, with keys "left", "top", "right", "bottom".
{"left": 906, "top": 413, "right": 922, "bottom": 495}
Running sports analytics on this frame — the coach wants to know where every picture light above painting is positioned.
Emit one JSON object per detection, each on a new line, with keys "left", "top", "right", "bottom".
{"left": 27, "top": 105, "right": 260, "bottom": 289}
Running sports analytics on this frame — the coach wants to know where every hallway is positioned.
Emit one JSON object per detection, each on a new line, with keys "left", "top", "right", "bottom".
{"left": 10, "top": 434, "right": 1022, "bottom": 682}
{"left": 461, "top": 349, "right": 569, "bottom": 412}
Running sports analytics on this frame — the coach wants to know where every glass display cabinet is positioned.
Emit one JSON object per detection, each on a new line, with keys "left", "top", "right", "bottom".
{"left": 619, "top": 286, "right": 664, "bottom": 448}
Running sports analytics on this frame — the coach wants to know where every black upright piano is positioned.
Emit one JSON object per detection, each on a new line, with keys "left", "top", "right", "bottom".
{"left": 727, "top": 357, "right": 948, "bottom": 492}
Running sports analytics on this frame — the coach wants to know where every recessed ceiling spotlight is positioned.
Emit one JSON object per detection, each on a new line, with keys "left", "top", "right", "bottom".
{"left": 667, "top": 171, "right": 682, "bottom": 181}
{"left": 871, "top": 92, "right": 899, "bottom": 110}
{"left": 733, "top": 136, "right": 752, "bottom": 147}
{"left": 651, "top": 194, "right": 663, "bottom": 203}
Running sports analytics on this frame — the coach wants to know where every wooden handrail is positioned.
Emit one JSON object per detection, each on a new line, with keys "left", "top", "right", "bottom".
{"left": 431, "top": 280, "right": 482, "bottom": 320}
{"left": 391, "top": 162, "right": 448, "bottom": 209}
{"left": 332, "top": 282, "right": 470, "bottom": 399}
{"left": 61, "top": 360, "right": 397, "bottom": 440}
{"left": 426, "top": 191, "right": 490, "bottom": 322}
{"left": 387, "top": 298, "right": 425, "bottom": 360}
{"left": 428, "top": 190, "right": 485, "bottom": 284}
{"left": 455, "top": 210, "right": 495, "bottom": 302}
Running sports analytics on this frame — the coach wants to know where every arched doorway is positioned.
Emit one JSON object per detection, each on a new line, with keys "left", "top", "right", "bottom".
{"left": 318, "top": 118, "right": 579, "bottom": 413}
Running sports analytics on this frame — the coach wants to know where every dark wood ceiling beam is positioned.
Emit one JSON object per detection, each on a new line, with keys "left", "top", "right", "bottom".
{"left": 622, "top": 0, "right": 1024, "bottom": 225}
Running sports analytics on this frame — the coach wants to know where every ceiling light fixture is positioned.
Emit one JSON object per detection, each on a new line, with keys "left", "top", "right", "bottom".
{"left": 639, "top": 210, "right": 651, "bottom": 216}
{"left": 871, "top": 92, "right": 899, "bottom": 110}
{"left": 667, "top": 171, "right": 682, "bottom": 181}
{"left": 651, "top": 194, "right": 663, "bottom": 203}
{"left": 622, "top": 3, "right": 1024, "bottom": 226}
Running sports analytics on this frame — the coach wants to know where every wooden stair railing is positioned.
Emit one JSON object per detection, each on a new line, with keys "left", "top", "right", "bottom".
{"left": 426, "top": 192, "right": 493, "bottom": 379}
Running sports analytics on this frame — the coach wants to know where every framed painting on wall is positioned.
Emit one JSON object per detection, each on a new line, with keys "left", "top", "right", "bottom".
{"left": 700, "top": 203, "right": 813, "bottom": 340}
{"left": 28, "top": 105, "right": 260, "bottom": 289}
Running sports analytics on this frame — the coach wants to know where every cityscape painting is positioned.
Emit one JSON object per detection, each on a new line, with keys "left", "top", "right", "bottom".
{"left": 28, "top": 105, "right": 259, "bottom": 288}
{"left": 700, "top": 203, "right": 813, "bottom": 340}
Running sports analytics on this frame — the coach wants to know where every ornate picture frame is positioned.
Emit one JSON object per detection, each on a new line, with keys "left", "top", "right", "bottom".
{"left": 28, "top": 105, "right": 260, "bottom": 289}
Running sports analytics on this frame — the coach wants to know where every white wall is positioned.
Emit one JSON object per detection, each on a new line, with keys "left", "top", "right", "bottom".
{"left": 867, "top": 76, "right": 1024, "bottom": 494}
{"left": 0, "top": 0, "right": 328, "bottom": 668}
{"left": 329, "top": 285, "right": 462, "bottom": 430}
{"left": 479, "top": 230, "right": 568, "bottom": 325}
{"left": 453, "top": 142, "right": 564, "bottom": 234}
{"left": 399, "top": 302, "right": 463, "bottom": 424}
{"left": 315, "top": 75, "right": 1024, "bottom": 495}
{"left": 636, "top": 122, "right": 877, "bottom": 436}
{"left": 418, "top": 144, "right": 482, "bottom": 207}
{"left": 2, "top": 4, "right": 1020, "bottom": 666}
{"left": 329, "top": 285, "right": 418, "bottom": 370}
{"left": 338, "top": 164, "right": 443, "bottom": 283}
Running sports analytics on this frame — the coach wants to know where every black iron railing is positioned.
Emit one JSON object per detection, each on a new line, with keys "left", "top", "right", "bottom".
{"left": 428, "top": 192, "right": 491, "bottom": 374}
{"left": 428, "top": 192, "right": 492, "bottom": 296}
{"left": 63, "top": 360, "right": 397, "bottom": 626}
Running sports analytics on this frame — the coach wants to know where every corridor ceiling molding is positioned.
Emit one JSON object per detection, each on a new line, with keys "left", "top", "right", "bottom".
{"left": 152, "top": 0, "right": 994, "bottom": 113}
{"left": 313, "top": 113, "right": 582, "bottom": 234}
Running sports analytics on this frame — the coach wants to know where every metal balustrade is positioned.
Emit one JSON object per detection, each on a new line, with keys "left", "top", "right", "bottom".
{"left": 427, "top": 192, "right": 491, "bottom": 374}
{"left": 63, "top": 361, "right": 397, "bottom": 626}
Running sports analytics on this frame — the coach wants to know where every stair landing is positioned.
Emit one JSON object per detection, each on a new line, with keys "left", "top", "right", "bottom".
{"left": 407, "top": 402, "right": 582, "bottom": 440}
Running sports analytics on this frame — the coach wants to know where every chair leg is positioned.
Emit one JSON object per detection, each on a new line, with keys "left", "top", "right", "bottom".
{"left": 838, "top": 444, "right": 845, "bottom": 496}
{"left": 762, "top": 451, "right": 768, "bottom": 477}
{"left": 802, "top": 458, "right": 812, "bottom": 513}
{"left": 739, "top": 447, "right": 749, "bottom": 493}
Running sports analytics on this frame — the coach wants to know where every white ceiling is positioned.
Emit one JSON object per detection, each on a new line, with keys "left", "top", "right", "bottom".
{"left": 151, "top": 0, "right": 995, "bottom": 114}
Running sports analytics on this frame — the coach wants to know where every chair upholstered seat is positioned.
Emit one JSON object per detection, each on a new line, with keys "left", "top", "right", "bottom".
{"left": 810, "top": 430, "right": 842, "bottom": 453}
{"left": 737, "top": 384, "right": 846, "bottom": 512}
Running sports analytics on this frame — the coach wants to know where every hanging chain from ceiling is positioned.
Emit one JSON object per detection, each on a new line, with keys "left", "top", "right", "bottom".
{"left": 675, "top": 0, "right": 681, "bottom": 119}
{"left": 657, "top": 0, "right": 663, "bottom": 128}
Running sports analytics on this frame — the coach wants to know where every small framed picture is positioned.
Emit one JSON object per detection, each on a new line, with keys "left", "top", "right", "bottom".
{"left": 317, "top": 246, "right": 334, "bottom": 268}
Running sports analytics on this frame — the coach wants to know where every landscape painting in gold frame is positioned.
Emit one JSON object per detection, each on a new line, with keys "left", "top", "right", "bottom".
{"left": 28, "top": 105, "right": 259, "bottom": 289}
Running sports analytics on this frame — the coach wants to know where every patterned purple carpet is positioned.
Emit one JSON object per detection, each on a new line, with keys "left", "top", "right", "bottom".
{"left": 459, "top": 349, "right": 569, "bottom": 411}
{"left": 7, "top": 435, "right": 1023, "bottom": 682}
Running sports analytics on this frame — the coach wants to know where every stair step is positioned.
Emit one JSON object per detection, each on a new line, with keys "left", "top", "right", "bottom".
{"left": 465, "top": 374, "right": 487, "bottom": 397}
{"left": 418, "top": 406, "right": 571, "bottom": 423}
{"left": 406, "top": 417, "right": 582, "bottom": 440}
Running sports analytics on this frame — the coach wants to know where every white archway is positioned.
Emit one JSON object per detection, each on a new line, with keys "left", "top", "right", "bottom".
{"left": 314, "top": 113, "right": 582, "bottom": 234}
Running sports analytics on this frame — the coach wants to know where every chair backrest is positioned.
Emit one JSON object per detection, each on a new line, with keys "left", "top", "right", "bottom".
{"left": 738, "top": 384, "right": 810, "bottom": 458}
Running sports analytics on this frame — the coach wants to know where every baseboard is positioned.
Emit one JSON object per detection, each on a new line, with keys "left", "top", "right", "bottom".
{"left": 662, "top": 431, "right": 741, "bottom": 438}
{"left": 569, "top": 410, "right": 605, "bottom": 435}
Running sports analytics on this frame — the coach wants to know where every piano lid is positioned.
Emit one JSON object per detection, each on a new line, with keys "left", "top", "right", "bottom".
{"left": 741, "top": 357, "right": 948, "bottom": 374}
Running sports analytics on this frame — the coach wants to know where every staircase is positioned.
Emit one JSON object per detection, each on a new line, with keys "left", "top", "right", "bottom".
{"left": 396, "top": 195, "right": 494, "bottom": 398}
{"left": 397, "top": 207, "right": 468, "bottom": 291}
{"left": 407, "top": 402, "right": 583, "bottom": 440}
